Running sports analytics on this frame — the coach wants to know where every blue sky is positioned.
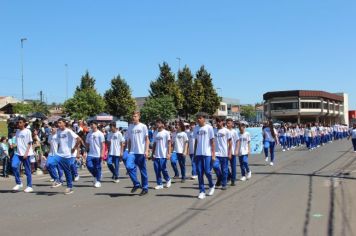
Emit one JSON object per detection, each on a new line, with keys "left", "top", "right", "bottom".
{"left": 1, "top": 0, "right": 355, "bottom": 108}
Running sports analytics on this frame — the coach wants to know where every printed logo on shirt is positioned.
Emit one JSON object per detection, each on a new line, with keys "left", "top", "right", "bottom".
{"left": 197, "top": 130, "right": 207, "bottom": 136}
{"left": 60, "top": 134, "right": 67, "bottom": 139}
{"left": 155, "top": 136, "right": 164, "bottom": 141}
{"left": 177, "top": 134, "right": 185, "bottom": 139}
{"left": 133, "top": 130, "right": 143, "bottom": 134}
{"left": 19, "top": 135, "right": 25, "bottom": 139}
{"left": 215, "top": 133, "right": 225, "bottom": 138}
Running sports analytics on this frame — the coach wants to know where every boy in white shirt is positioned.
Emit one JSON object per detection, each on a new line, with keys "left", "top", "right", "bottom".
{"left": 107, "top": 122, "right": 125, "bottom": 183}
{"left": 127, "top": 111, "right": 150, "bottom": 196}
{"left": 194, "top": 113, "right": 216, "bottom": 200}
{"left": 11, "top": 117, "right": 34, "bottom": 193}
{"left": 173, "top": 121, "right": 189, "bottom": 183}
{"left": 187, "top": 121, "right": 197, "bottom": 179}
{"left": 152, "top": 119, "right": 172, "bottom": 189}
{"left": 236, "top": 122, "right": 251, "bottom": 181}
{"left": 213, "top": 117, "right": 232, "bottom": 190}
{"left": 85, "top": 121, "right": 105, "bottom": 188}
{"left": 226, "top": 118, "right": 238, "bottom": 186}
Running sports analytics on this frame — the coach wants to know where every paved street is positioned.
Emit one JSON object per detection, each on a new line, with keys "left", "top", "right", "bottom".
{"left": 1, "top": 140, "right": 356, "bottom": 236}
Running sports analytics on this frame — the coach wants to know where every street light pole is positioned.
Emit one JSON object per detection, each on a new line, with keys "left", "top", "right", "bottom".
{"left": 20, "top": 38, "right": 27, "bottom": 102}
{"left": 65, "top": 64, "right": 68, "bottom": 100}
{"left": 176, "top": 57, "right": 181, "bottom": 72}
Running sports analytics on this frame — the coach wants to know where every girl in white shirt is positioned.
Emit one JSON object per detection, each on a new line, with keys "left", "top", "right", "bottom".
{"left": 263, "top": 121, "right": 278, "bottom": 166}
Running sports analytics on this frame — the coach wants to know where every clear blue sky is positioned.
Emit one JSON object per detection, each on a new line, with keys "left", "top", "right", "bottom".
{"left": 1, "top": 0, "right": 355, "bottom": 108}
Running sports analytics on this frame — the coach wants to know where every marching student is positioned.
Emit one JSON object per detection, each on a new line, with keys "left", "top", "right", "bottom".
{"left": 11, "top": 117, "right": 34, "bottom": 193}
{"left": 169, "top": 126, "right": 180, "bottom": 179}
{"left": 236, "top": 122, "right": 251, "bottom": 181}
{"left": 46, "top": 123, "right": 63, "bottom": 188}
{"left": 194, "top": 112, "right": 216, "bottom": 200}
{"left": 263, "top": 121, "right": 278, "bottom": 166}
{"left": 85, "top": 121, "right": 105, "bottom": 188}
{"left": 127, "top": 111, "right": 150, "bottom": 196}
{"left": 151, "top": 119, "right": 172, "bottom": 189}
{"left": 226, "top": 118, "right": 238, "bottom": 186}
{"left": 173, "top": 121, "right": 189, "bottom": 183}
{"left": 54, "top": 118, "right": 81, "bottom": 195}
{"left": 213, "top": 117, "right": 232, "bottom": 190}
{"left": 187, "top": 121, "right": 197, "bottom": 180}
{"left": 107, "top": 122, "right": 125, "bottom": 183}
{"left": 69, "top": 123, "right": 81, "bottom": 182}
{"left": 348, "top": 123, "right": 356, "bottom": 152}
{"left": 0, "top": 137, "right": 10, "bottom": 178}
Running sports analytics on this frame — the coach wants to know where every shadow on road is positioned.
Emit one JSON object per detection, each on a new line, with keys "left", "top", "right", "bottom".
{"left": 155, "top": 194, "right": 197, "bottom": 198}
{"left": 95, "top": 193, "right": 138, "bottom": 197}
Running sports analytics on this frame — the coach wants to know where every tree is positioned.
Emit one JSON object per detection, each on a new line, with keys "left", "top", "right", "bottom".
{"left": 13, "top": 101, "right": 49, "bottom": 115}
{"left": 140, "top": 96, "right": 177, "bottom": 124}
{"left": 76, "top": 71, "right": 96, "bottom": 92}
{"left": 104, "top": 75, "right": 136, "bottom": 120}
{"left": 149, "top": 62, "right": 183, "bottom": 110}
{"left": 64, "top": 72, "right": 105, "bottom": 119}
{"left": 240, "top": 105, "right": 256, "bottom": 120}
{"left": 195, "top": 66, "right": 221, "bottom": 115}
{"left": 190, "top": 79, "right": 204, "bottom": 116}
{"left": 177, "top": 66, "right": 195, "bottom": 118}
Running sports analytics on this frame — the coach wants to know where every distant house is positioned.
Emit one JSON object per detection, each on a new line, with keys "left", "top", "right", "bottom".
{"left": 49, "top": 106, "right": 65, "bottom": 116}
{"left": 255, "top": 105, "right": 264, "bottom": 123}
{"left": 0, "top": 103, "right": 16, "bottom": 115}
{"left": 0, "top": 96, "right": 20, "bottom": 110}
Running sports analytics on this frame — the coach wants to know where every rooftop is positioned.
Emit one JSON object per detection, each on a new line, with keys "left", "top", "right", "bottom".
{"left": 263, "top": 90, "right": 344, "bottom": 102}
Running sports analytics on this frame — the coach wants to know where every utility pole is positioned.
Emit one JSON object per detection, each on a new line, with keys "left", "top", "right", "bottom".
{"left": 40, "top": 90, "right": 43, "bottom": 103}
{"left": 176, "top": 57, "right": 181, "bottom": 72}
{"left": 20, "top": 38, "right": 27, "bottom": 102}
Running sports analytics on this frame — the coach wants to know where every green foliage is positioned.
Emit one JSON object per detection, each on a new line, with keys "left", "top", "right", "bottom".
{"left": 195, "top": 66, "right": 221, "bottom": 115}
{"left": 104, "top": 75, "right": 136, "bottom": 121}
{"left": 13, "top": 101, "right": 49, "bottom": 115}
{"left": 240, "top": 105, "right": 256, "bottom": 120}
{"left": 149, "top": 62, "right": 183, "bottom": 110}
{"left": 76, "top": 71, "right": 96, "bottom": 92}
{"left": 64, "top": 72, "right": 105, "bottom": 119}
{"left": 177, "top": 66, "right": 203, "bottom": 118}
{"left": 140, "top": 96, "right": 177, "bottom": 124}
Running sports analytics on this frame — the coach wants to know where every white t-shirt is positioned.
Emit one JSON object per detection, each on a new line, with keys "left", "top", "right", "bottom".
{"left": 153, "top": 129, "right": 171, "bottom": 158}
{"left": 15, "top": 129, "right": 34, "bottom": 156}
{"left": 238, "top": 132, "right": 251, "bottom": 156}
{"left": 263, "top": 127, "right": 277, "bottom": 142}
{"left": 173, "top": 131, "right": 188, "bottom": 154}
{"left": 194, "top": 124, "right": 215, "bottom": 156}
{"left": 351, "top": 129, "right": 356, "bottom": 139}
{"left": 107, "top": 131, "right": 124, "bottom": 156}
{"left": 127, "top": 123, "right": 148, "bottom": 154}
{"left": 48, "top": 133, "right": 58, "bottom": 156}
{"left": 215, "top": 127, "right": 232, "bottom": 157}
{"left": 57, "top": 128, "right": 78, "bottom": 158}
{"left": 86, "top": 130, "right": 105, "bottom": 158}
{"left": 187, "top": 130, "right": 195, "bottom": 155}
{"left": 229, "top": 129, "right": 238, "bottom": 156}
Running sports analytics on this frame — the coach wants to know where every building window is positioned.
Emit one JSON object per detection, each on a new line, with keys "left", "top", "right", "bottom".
{"left": 220, "top": 105, "right": 226, "bottom": 111}
{"left": 301, "top": 102, "right": 321, "bottom": 109}
{"left": 271, "top": 102, "right": 299, "bottom": 110}
{"left": 323, "top": 103, "right": 328, "bottom": 109}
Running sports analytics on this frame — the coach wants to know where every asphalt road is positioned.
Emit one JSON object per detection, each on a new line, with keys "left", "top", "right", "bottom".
{"left": 1, "top": 140, "right": 356, "bottom": 236}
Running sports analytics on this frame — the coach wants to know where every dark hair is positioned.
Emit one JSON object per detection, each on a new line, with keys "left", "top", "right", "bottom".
{"left": 0, "top": 136, "right": 6, "bottom": 142}
{"left": 226, "top": 118, "right": 233, "bottom": 123}
{"left": 17, "top": 117, "right": 27, "bottom": 123}
{"left": 177, "top": 121, "right": 185, "bottom": 131}
{"left": 91, "top": 121, "right": 98, "bottom": 125}
{"left": 215, "top": 117, "right": 224, "bottom": 123}
{"left": 109, "top": 122, "right": 116, "bottom": 128}
{"left": 196, "top": 112, "right": 208, "bottom": 119}
{"left": 57, "top": 118, "right": 66, "bottom": 123}
{"left": 155, "top": 118, "right": 165, "bottom": 124}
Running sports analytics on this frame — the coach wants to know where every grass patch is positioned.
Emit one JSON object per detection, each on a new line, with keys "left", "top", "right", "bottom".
{"left": 0, "top": 121, "right": 8, "bottom": 137}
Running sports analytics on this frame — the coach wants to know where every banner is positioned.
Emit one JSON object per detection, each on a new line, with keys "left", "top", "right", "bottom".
{"left": 246, "top": 127, "right": 263, "bottom": 154}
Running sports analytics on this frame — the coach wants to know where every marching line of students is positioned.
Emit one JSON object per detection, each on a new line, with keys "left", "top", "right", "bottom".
{"left": 8, "top": 112, "right": 354, "bottom": 200}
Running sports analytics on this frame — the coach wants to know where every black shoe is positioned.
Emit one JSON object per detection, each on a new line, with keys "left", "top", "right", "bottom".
{"left": 131, "top": 186, "right": 140, "bottom": 193}
{"left": 231, "top": 181, "right": 236, "bottom": 186}
{"left": 139, "top": 189, "right": 148, "bottom": 196}
{"left": 216, "top": 179, "right": 222, "bottom": 187}
{"left": 221, "top": 186, "right": 227, "bottom": 191}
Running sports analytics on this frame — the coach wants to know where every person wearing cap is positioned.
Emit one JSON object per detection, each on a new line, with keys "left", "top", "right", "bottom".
{"left": 106, "top": 122, "right": 125, "bottom": 183}
{"left": 151, "top": 118, "right": 172, "bottom": 189}
{"left": 236, "top": 122, "right": 252, "bottom": 181}
{"left": 213, "top": 117, "right": 232, "bottom": 190}
{"left": 194, "top": 112, "right": 216, "bottom": 200}
{"left": 85, "top": 121, "right": 106, "bottom": 188}
{"left": 126, "top": 111, "right": 150, "bottom": 196}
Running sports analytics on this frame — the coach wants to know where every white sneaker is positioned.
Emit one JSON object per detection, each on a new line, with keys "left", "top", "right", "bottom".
{"left": 191, "top": 175, "right": 198, "bottom": 180}
{"left": 49, "top": 179, "right": 55, "bottom": 182}
{"left": 207, "top": 185, "right": 215, "bottom": 196}
{"left": 24, "top": 187, "right": 34, "bottom": 193}
{"left": 154, "top": 185, "right": 164, "bottom": 190}
{"left": 64, "top": 188, "right": 74, "bottom": 195}
{"left": 240, "top": 176, "right": 247, "bottom": 181}
{"left": 198, "top": 192, "right": 206, "bottom": 199}
{"left": 265, "top": 157, "right": 269, "bottom": 162}
{"left": 94, "top": 181, "right": 102, "bottom": 188}
{"left": 166, "top": 179, "right": 172, "bottom": 188}
{"left": 247, "top": 171, "right": 252, "bottom": 179}
{"left": 282, "top": 149, "right": 286, "bottom": 152}
{"left": 51, "top": 182, "right": 62, "bottom": 188}
{"left": 74, "top": 176, "right": 80, "bottom": 182}
{"left": 354, "top": 151, "right": 356, "bottom": 153}
{"left": 12, "top": 184, "right": 23, "bottom": 191}
{"left": 270, "top": 162, "right": 274, "bottom": 166}
{"left": 113, "top": 179, "right": 120, "bottom": 183}
{"left": 287, "top": 148, "right": 290, "bottom": 151}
